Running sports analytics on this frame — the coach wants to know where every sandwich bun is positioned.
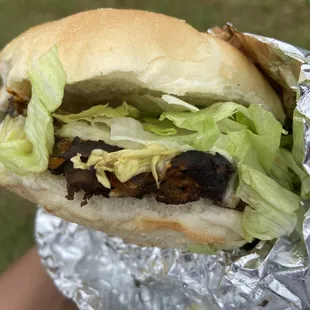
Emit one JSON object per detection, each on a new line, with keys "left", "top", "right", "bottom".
{"left": 0, "top": 9, "right": 284, "bottom": 249}
{"left": 0, "top": 167, "right": 246, "bottom": 250}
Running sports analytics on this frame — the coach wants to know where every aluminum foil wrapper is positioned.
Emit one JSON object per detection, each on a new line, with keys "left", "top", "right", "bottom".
{"left": 35, "top": 27, "right": 310, "bottom": 310}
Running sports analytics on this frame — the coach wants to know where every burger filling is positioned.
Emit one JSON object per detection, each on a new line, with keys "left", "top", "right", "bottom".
{"left": 0, "top": 46, "right": 305, "bottom": 242}
{"left": 48, "top": 137, "right": 235, "bottom": 206}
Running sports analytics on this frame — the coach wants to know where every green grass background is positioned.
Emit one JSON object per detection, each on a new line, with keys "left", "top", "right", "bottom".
{"left": 1, "top": 0, "right": 310, "bottom": 273}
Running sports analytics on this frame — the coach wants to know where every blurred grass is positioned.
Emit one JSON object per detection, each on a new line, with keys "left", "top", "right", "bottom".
{"left": 1, "top": 0, "right": 310, "bottom": 48}
{"left": 0, "top": 189, "right": 36, "bottom": 273}
{"left": 1, "top": 0, "right": 310, "bottom": 273}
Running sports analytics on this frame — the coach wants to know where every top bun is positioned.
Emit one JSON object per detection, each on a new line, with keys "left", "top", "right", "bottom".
{"left": 0, "top": 9, "right": 284, "bottom": 120}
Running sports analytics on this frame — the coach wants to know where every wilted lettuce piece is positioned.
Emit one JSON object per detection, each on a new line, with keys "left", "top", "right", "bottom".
{"left": 71, "top": 144, "right": 180, "bottom": 188}
{"left": 53, "top": 102, "right": 139, "bottom": 123}
{"left": 237, "top": 163, "right": 300, "bottom": 240}
{"left": 0, "top": 46, "right": 66, "bottom": 174}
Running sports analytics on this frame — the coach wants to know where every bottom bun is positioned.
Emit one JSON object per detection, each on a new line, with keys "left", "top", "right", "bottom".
{"left": 0, "top": 166, "right": 247, "bottom": 250}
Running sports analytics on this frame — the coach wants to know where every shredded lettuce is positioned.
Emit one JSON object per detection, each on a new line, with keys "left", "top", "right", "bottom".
{"left": 71, "top": 144, "right": 180, "bottom": 188}
{"left": 0, "top": 46, "right": 66, "bottom": 174}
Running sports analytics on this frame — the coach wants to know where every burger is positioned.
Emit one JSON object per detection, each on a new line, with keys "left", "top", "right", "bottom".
{"left": 0, "top": 9, "right": 305, "bottom": 251}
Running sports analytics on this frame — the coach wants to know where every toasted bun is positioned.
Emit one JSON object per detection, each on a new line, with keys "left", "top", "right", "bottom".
{"left": 0, "top": 9, "right": 284, "bottom": 120}
{"left": 0, "top": 166, "right": 246, "bottom": 250}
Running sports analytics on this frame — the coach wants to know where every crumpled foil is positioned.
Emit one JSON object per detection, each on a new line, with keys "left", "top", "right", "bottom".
{"left": 35, "top": 28, "right": 310, "bottom": 310}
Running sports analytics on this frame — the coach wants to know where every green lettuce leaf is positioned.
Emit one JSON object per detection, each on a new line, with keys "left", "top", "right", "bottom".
{"left": 0, "top": 115, "right": 28, "bottom": 142}
{"left": 53, "top": 102, "right": 139, "bottom": 123}
{"left": 0, "top": 116, "right": 32, "bottom": 174}
{"left": 159, "top": 101, "right": 247, "bottom": 128}
{"left": 109, "top": 117, "right": 200, "bottom": 151}
{"left": 107, "top": 94, "right": 199, "bottom": 116}
{"left": 227, "top": 131, "right": 265, "bottom": 173}
{"left": 142, "top": 118, "right": 177, "bottom": 136}
{"left": 217, "top": 118, "right": 247, "bottom": 133}
{"left": 159, "top": 105, "right": 228, "bottom": 150}
{"left": 0, "top": 46, "right": 66, "bottom": 174}
{"left": 237, "top": 163, "right": 300, "bottom": 240}
{"left": 247, "top": 104, "right": 283, "bottom": 171}
{"left": 226, "top": 104, "right": 282, "bottom": 172}
{"left": 159, "top": 102, "right": 282, "bottom": 166}
{"left": 57, "top": 121, "right": 143, "bottom": 150}
{"left": 58, "top": 116, "right": 201, "bottom": 151}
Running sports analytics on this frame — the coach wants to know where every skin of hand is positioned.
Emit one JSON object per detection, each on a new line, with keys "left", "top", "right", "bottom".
{"left": 0, "top": 247, "right": 78, "bottom": 310}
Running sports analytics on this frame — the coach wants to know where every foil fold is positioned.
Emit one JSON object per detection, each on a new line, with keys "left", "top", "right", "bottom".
{"left": 35, "top": 29, "right": 310, "bottom": 310}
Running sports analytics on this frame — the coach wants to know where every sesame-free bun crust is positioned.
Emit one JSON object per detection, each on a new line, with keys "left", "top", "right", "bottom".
{"left": 0, "top": 9, "right": 284, "bottom": 120}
